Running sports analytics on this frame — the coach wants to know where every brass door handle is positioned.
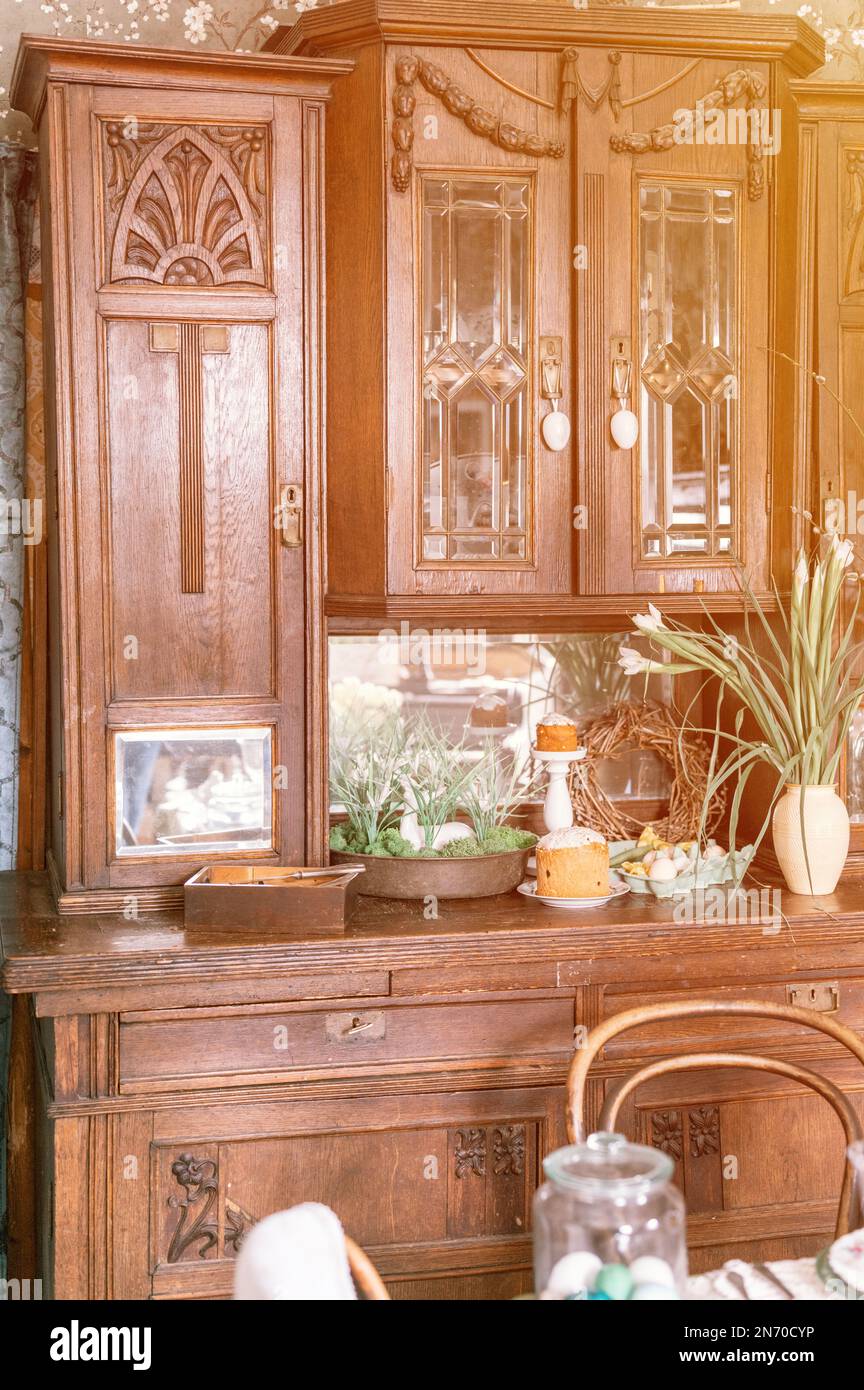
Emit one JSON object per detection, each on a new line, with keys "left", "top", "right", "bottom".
{"left": 278, "top": 483, "right": 303, "bottom": 547}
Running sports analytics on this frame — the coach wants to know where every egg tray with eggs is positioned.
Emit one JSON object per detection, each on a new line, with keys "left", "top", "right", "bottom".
{"left": 609, "top": 828, "right": 755, "bottom": 899}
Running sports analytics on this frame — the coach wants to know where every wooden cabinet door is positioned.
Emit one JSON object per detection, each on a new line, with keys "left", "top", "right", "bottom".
{"left": 37, "top": 65, "right": 328, "bottom": 901}
{"left": 574, "top": 52, "right": 773, "bottom": 598}
{"left": 384, "top": 45, "right": 572, "bottom": 597}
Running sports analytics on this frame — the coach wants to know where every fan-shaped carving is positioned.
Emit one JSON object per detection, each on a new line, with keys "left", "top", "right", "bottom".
{"left": 102, "top": 122, "right": 269, "bottom": 288}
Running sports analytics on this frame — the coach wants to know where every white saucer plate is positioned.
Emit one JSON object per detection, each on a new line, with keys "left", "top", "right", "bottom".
{"left": 517, "top": 879, "right": 629, "bottom": 910}
{"left": 826, "top": 1228, "right": 864, "bottom": 1293}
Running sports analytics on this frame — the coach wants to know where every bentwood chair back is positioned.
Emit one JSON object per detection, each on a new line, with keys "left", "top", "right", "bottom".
{"left": 566, "top": 999, "right": 864, "bottom": 1239}
{"left": 346, "top": 1235, "right": 391, "bottom": 1300}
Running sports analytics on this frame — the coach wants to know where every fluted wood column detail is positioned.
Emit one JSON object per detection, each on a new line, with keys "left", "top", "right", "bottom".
{"left": 149, "top": 321, "right": 230, "bottom": 593}
{"left": 583, "top": 172, "right": 605, "bottom": 595}
{"left": 177, "top": 323, "right": 205, "bottom": 593}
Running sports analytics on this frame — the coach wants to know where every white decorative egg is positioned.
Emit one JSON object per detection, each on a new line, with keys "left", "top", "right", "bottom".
{"left": 546, "top": 1250, "right": 602, "bottom": 1296}
{"left": 648, "top": 857, "right": 678, "bottom": 882}
{"left": 703, "top": 843, "right": 725, "bottom": 860}
{"left": 542, "top": 410, "right": 571, "bottom": 452}
{"left": 628, "top": 1256, "right": 676, "bottom": 1288}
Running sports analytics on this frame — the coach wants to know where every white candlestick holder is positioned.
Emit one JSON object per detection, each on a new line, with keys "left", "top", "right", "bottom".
{"left": 532, "top": 746, "right": 587, "bottom": 835}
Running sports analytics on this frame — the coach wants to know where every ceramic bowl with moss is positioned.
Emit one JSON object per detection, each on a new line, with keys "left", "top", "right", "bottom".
{"left": 329, "top": 824, "right": 537, "bottom": 900}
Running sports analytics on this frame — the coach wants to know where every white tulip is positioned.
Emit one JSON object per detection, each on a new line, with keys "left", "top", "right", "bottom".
{"left": 618, "top": 645, "right": 650, "bottom": 675}
{"left": 831, "top": 534, "right": 855, "bottom": 568}
{"left": 633, "top": 611, "right": 660, "bottom": 633}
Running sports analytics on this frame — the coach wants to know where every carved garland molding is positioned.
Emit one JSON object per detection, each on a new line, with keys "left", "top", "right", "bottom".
{"left": 391, "top": 56, "right": 565, "bottom": 192}
{"left": 391, "top": 55, "right": 768, "bottom": 202}
{"left": 609, "top": 68, "right": 769, "bottom": 201}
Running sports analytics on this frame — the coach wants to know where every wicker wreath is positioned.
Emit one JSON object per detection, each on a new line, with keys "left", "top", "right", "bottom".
{"left": 567, "top": 700, "right": 726, "bottom": 843}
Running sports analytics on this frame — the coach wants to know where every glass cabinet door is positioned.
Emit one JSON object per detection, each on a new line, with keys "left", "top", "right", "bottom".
{"left": 420, "top": 175, "right": 532, "bottom": 566}
{"left": 638, "top": 180, "right": 739, "bottom": 562}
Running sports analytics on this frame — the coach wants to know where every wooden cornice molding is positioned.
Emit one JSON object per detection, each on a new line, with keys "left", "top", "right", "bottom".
{"left": 791, "top": 79, "right": 864, "bottom": 120}
{"left": 267, "top": 0, "right": 824, "bottom": 77}
{"left": 323, "top": 591, "right": 782, "bottom": 634}
{"left": 11, "top": 34, "right": 354, "bottom": 126}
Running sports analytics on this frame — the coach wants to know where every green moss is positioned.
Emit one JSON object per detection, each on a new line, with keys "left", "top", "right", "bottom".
{"left": 478, "top": 826, "right": 537, "bottom": 853}
{"left": 438, "top": 836, "right": 482, "bottom": 858}
{"left": 330, "top": 823, "right": 536, "bottom": 859}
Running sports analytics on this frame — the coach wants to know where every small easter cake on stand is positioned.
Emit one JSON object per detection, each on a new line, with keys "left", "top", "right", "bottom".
{"left": 536, "top": 826, "right": 610, "bottom": 898}
{"left": 535, "top": 712, "right": 580, "bottom": 752}
{"left": 469, "top": 693, "right": 509, "bottom": 729}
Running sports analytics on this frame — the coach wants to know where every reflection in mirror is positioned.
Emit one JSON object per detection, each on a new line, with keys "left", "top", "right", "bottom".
{"left": 639, "top": 180, "right": 738, "bottom": 559}
{"left": 114, "top": 727, "right": 273, "bottom": 857}
{"left": 847, "top": 703, "right": 864, "bottom": 823}
{"left": 421, "top": 175, "right": 531, "bottom": 563}
{"left": 329, "top": 634, "right": 674, "bottom": 820}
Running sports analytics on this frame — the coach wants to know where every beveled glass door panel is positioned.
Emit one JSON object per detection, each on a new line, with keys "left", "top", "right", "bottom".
{"left": 420, "top": 175, "right": 532, "bottom": 565}
{"left": 638, "top": 180, "right": 739, "bottom": 561}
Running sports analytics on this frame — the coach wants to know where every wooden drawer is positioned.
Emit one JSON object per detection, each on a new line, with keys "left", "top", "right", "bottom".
{"left": 118, "top": 996, "right": 575, "bottom": 1091}
{"left": 600, "top": 978, "right": 864, "bottom": 1061}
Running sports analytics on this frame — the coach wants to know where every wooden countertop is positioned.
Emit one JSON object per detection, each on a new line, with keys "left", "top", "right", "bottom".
{"left": 4, "top": 871, "right": 864, "bottom": 1001}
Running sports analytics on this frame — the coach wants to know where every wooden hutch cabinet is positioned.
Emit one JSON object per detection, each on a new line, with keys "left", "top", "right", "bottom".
{"left": 8, "top": 18, "right": 864, "bottom": 1309}
{"left": 11, "top": 37, "right": 351, "bottom": 913}
{"left": 270, "top": 1, "right": 822, "bottom": 609}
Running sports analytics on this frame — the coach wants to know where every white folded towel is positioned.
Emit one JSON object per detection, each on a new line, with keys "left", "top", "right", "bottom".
{"left": 233, "top": 1203, "right": 357, "bottom": 1301}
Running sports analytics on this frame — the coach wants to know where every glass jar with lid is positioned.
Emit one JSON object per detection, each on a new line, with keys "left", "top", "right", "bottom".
{"left": 533, "top": 1132, "right": 687, "bottom": 1300}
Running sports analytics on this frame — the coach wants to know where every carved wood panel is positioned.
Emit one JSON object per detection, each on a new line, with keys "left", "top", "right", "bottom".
{"left": 645, "top": 1102, "right": 723, "bottom": 1214}
{"left": 152, "top": 1113, "right": 541, "bottom": 1271}
{"left": 101, "top": 121, "right": 270, "bottom": 288}
{"left": 106, "top": 318, "right": 275, "bottom": 701}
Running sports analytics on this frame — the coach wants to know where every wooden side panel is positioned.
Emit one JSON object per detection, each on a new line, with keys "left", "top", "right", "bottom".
{"left": 324, "top": 42, "right": 387, "bottom": 597}
{"left": 111, "top": 1110, "right": 156, "bottom": 1298}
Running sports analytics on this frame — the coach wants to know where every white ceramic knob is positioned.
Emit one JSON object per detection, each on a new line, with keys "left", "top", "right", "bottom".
{"left": 610, "top": 407, "right": 639, "bottom": 450}
{"left": 542, "top": 409, "right": 571, "bottom": 452}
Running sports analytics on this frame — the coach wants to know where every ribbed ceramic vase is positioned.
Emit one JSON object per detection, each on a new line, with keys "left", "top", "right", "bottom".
{"left": 771, "top": 784, "right": 850, "bottom": 895}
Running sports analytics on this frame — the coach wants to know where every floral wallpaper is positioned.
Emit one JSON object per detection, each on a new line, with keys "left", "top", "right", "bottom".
{"left": 0, "top": 0, "right": 863, "bottom": 144}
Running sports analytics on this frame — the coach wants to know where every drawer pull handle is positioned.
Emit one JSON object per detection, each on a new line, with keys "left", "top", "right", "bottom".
{"left": 325, "top": 1010, "right": 386, "bottom": 1043}
{"left": 345, "top": 1016, "right": 374, "bottom": 1036}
